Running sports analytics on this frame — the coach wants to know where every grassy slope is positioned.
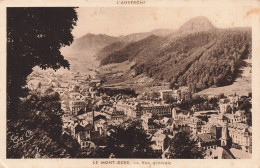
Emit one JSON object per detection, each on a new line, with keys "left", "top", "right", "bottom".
{"left": 194, "top": 59, "right": 251, "bottom": 96}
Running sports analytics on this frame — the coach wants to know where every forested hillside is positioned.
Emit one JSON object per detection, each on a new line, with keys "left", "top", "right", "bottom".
{"left": 71, "top": 33, "right": 118, "bottom": 52}
{"left": 100, "top": 35, "right": 163, "bottom": 65}
{"left": 100, "top": 28, "right": 251, "bottom": 93}
{"left": 96, "top": 41, "right": 126, "bottom": 61}
{"left": 179, "top": 29, "right": 251, "bottom": 92}
{"left": 96, "top": 29, "right": 176, "bottom": 61}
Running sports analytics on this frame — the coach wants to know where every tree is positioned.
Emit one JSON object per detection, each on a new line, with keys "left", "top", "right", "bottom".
{"left": 167, "top": 131, "right": 205, "bottom": 159}
{"left": 239, "top": 99, "right": 252, "bottom": 126}
{"left": 226, "top": 105, "right": 233, "bottom": 114}
{"left": 209, "top": 97, "right": 218, "bottom": 109}
{"left": 7, "top": 125, "right": 69, "bottom": 158}
{"left": 44, "top": 86, "right": 54, "bottom": 95}
{"left": 7, "top": 7, "right": 78, "bottom": 119}
{"left": 103, "top": 122, "right": 158, "bottom": 158}
{"left": 7, "top": 93, "right": 73, "bottom": 158}
{"left": 165, "top": 94, "right": 176, "bottom": 104}
{"left": 61, "top": 132, "right": 81, "bottom": 158}
{"left": 150, "top": 91, "right": 160, "bottom": 100}
{"left": 37, "top": 82, "right": 42, "bottom": 89}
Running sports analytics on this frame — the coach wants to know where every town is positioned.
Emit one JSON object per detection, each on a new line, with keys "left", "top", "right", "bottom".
{"left": 27, "top": 68, "right": 252, "bottom": 159}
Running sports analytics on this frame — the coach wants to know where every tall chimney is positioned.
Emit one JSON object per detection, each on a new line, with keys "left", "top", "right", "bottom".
{"left": 92, "top": 109, "right": 95, "bottom": 127}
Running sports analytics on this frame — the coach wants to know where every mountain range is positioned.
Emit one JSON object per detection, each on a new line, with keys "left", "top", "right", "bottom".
{"left": 61, "top": 16, "right": 252, "bottom": 95}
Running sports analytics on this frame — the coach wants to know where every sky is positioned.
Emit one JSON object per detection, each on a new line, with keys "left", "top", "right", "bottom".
{"left": 71, "top": 6, "right": 253, "bottom": 38}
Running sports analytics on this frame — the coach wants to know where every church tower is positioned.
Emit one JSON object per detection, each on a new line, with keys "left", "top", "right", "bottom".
{"left": 187, "top": 111, "right": 190, "bottom": 118}
{"left": 220, "top": 122, "right": 230, "bottom": 147}
{"left": 172, "top": 108, "right": 177, "bottom": 120}
{"left": 92, "top": 109, "right": 95, "bottom": 126}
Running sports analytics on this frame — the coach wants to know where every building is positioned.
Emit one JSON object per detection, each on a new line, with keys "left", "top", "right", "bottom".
{"left": 151, "top": 129, "right": 166, "bottom": 153}
{"left": 80, "top": 140, "right": 96, "bottom": 151}
{"left": 219, "top": 103, "right": 230, "bottom": 114}
{"left": 159, "top": 90, "right": 180, "bottom": 100}
{"left": 208, "top": 114, "right": 228, "bottom": 126}
{"left": 69, "top": 92, "right": 81, "bottom": 99}
{"left": 228, "top": 123, "right": 252, "bottom": 153}
{"left": 141, "top": 113, "right": 153, "bottom": 130}
{"left": 205, "top": 147, "right": 235, "bottom": 159}
{"left": 180, "top": 90, "right": 192, "bottom": 100}
{"left": 197, "top": 133, "right": 218, "bottom": 150}
{"left": 186, "top": 121, "right": 201, "bottom": 135}
{"left": 147, "top": 120, "right": 163, "bottom": 133}
{"left": 77, "top": 110, "right": 94, "bottom": 125}
{"left": 210, "top": 125, "right": 222, "bottom": 140}
{"left": 100, "top": 106, "right": 115, "bottom": 115}
{"left": 116, "top": 100, "right": 171, "bottom": 119}
{"left": 159, "top": 90, "right": 173, "bottom": 100}
{"left": 229, "top": 148, "right": 252, "bottom": 159}
{"left": 227, "top": 94, "right": 240, "bottom": 104}
{"left": 112, "top": 111, "right": 126, "bottom": 121}
{"left": 115, "top": 101, "right": 141, "bottom": 118}
{"left": 94, "top": 119, "right": 107, "bottom": 136}
{"left": 69, "top": 100, "right": 87, "bottom": 115}
{"left": 220, "top": 122, "right": 232, "bottom": 147}
{"left": 140, "top": 102, "right": 171, "bottom": 117}
{"left": 201, "top": 123, "right": 213, "bottom": 134}
{"left": 224, "top": 110, "right": 247, "bottom": 124}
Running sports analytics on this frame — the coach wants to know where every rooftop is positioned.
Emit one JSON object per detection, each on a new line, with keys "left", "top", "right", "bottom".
{"left": 197, "top": 133, "right": 216, "bottom": 142}
{"left": 230, "top": 148, "right": 251, "bottom": 159}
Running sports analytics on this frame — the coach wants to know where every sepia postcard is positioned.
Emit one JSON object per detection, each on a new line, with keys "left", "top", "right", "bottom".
{"left": 0, "top": 0, "right": 260, "bottom": 168}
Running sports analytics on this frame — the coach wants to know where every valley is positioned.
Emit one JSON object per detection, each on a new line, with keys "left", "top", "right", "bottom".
{"left": 59, "top": 16, "right": 252, "bottom": 97}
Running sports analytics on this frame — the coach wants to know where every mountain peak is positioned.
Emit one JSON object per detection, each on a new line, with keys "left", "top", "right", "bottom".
{"left": 80, "top": 33, "right": 115, "bottom": 39}
{"left": 179, "top": 16, "right": 216, "bottom": 33}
